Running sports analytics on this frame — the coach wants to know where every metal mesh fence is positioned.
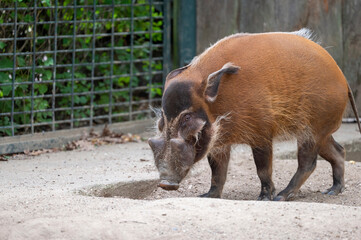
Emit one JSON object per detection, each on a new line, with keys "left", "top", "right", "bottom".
{"left": 0, "top": 0, "right": 169, "bottom": 137}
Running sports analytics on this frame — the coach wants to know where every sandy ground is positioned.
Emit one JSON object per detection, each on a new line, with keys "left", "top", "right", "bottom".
{"left": 1, "top": 124, "right": 361, "bottom": 239}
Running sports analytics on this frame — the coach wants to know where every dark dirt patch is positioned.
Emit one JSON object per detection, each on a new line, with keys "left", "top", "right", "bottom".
{"left": 79, "top": 179, "right": 159, "bottom": 199}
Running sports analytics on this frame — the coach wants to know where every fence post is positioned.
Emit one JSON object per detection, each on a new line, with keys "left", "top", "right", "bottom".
{"left": 162, "top": 0, "right": 172, "bottom": 86}
{"left": 173, "top": 0, "right": 196, "bottom": 68}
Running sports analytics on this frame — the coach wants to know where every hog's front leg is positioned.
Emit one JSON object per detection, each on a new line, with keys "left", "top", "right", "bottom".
{"left": 200, "top": 145, "right": 231, "bottom": 198}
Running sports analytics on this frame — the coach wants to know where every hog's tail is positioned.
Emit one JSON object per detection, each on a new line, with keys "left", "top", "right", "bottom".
{"left": 347, "top": 83, "right": 361, "bottom": 134}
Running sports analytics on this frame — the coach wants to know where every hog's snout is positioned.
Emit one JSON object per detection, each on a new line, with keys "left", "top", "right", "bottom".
{"left": 158, "top": 180, "right": 180, "bottom": 191}
{"left": 149, "top": 135, "right": 196, "bottom": 192}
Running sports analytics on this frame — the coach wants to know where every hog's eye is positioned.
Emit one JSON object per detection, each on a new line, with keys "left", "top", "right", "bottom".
{"left": 182, "top": 114, "right": 191, "bottom": 123}
{"left": 181, "top": 114, "right": 191, "bottom": 127}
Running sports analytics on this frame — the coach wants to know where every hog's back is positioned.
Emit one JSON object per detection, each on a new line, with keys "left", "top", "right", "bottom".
{"left": 197, "top": 33, "right": 349, "bottom": 144}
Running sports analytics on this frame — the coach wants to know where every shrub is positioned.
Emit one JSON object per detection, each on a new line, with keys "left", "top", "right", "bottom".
{"left": 0, "top": 0, "right": 164, "bottom": 136}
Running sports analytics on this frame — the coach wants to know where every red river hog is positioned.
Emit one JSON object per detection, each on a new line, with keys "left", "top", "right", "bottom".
{"left": 148, "top": 29, "right": 361, "bottom": 201}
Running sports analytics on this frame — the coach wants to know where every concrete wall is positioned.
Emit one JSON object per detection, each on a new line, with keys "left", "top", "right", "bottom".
{"left": 197, "top": 0, "right": 361, "bottom": 116}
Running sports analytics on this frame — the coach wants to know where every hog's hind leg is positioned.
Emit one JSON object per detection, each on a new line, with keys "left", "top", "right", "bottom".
{"left": 274, "top": 140, "right": 318, "bottom": 201}
{"left": 200, "top": 145, "right": 231, "bottom": 198}
{"left": 319, "top": 135, "right": 345, "bottom": 195}
{"left": 252, "top": 145, "right": 276, "bottom": 200}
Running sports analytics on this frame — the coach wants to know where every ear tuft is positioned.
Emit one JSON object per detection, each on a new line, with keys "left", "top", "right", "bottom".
{"left": 204, "top": 62, "right": 240, "bottom": 102}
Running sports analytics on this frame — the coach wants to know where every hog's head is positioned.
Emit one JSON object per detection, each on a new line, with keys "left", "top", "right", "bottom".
{"left": 148, "top": 62, "right": 239, "bottom": 190}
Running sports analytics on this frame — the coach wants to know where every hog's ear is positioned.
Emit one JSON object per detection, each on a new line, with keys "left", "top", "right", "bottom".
{"left": 166, "top": 65, "right": 189, "bottom": 82}
{"left": 204, "top": 62, "right": 240, "bottom": 102}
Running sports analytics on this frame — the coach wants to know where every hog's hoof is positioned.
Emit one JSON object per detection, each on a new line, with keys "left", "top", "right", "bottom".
{"left": 257, "top": 192, "right": 274, "bottom": 201}
{"left": 199, "top": 192, "right": 221, "bottom": 198}
{"left": 257, "top": 189, "right": 275, "bottom": 201}
{"left": 273, "top": 195, "right": 286, "bottom": 201}
{"left": 273, "top": 192, "right": 295, "bottom": 201}
{"left": 325, "top": 190, "right": 336, "bottom": 195}
{"left": 200, "top": 186, "right": 221, "bottom": 198}
{"left": 257, "top": 195, "right": 272, "bottom": 201}
{"left": 322, "top": 185, "right": 344, "bottom": 195}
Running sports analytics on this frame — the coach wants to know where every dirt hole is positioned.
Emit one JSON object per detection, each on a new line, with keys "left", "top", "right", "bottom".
{"left": 79, "top": 179, "right": 159, "bottom": 199}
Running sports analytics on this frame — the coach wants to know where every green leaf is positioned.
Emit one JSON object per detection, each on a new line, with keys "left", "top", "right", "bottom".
{"left": 17, "top": 56, "right": 26, "bottom": 67}
{"left": 41, "top": 0, "right": 51, "bottom": 7}
{"left": 79, "top": 96, "right": 88, "bottom": 104}
{"left": 0, "top": 128, "right": 12, "bottom": 136}
{"left": 0, "top": 57, "right": 13, "bottom": 69}
{"left": 0, "top": 73, "right": 12, "bottom": 97}
{"left": 44, "top": 70, "right": 52, "bottom": 80}
{"left": 24, "top": 15, "right": 33, "bottom": 23}
{"left": 0, "top": 86, "right": 12, "bottom": 97}
{"left": 0, "top": 42, "right": 6, "bottom": 49}
{"left": 0, "top": 72, "right": 10, "bottom": 81}
{"left": 36, "top": 99, "right": 49, "bottom": 109}
{"left": 75, "top": 72, "right": 86, "bottom": 78}
{"left": 43, "top": 57, "right": 54, "bottom": 66}
{"left": 62, "top": 38, "right": 71, "bottom": 47}
{"left": 36, "top": 84, "right": 48, "bottom": 95}
{"left": 18, "top": 84, "right": 28, "bottom": 91}
{"left": 1, "top": 116, "right": 10, "bottom": 125}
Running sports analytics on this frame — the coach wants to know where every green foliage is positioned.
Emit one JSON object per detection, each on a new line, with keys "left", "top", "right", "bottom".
{"left": 0, "top": 0, "right": 164, "bottom": 136}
